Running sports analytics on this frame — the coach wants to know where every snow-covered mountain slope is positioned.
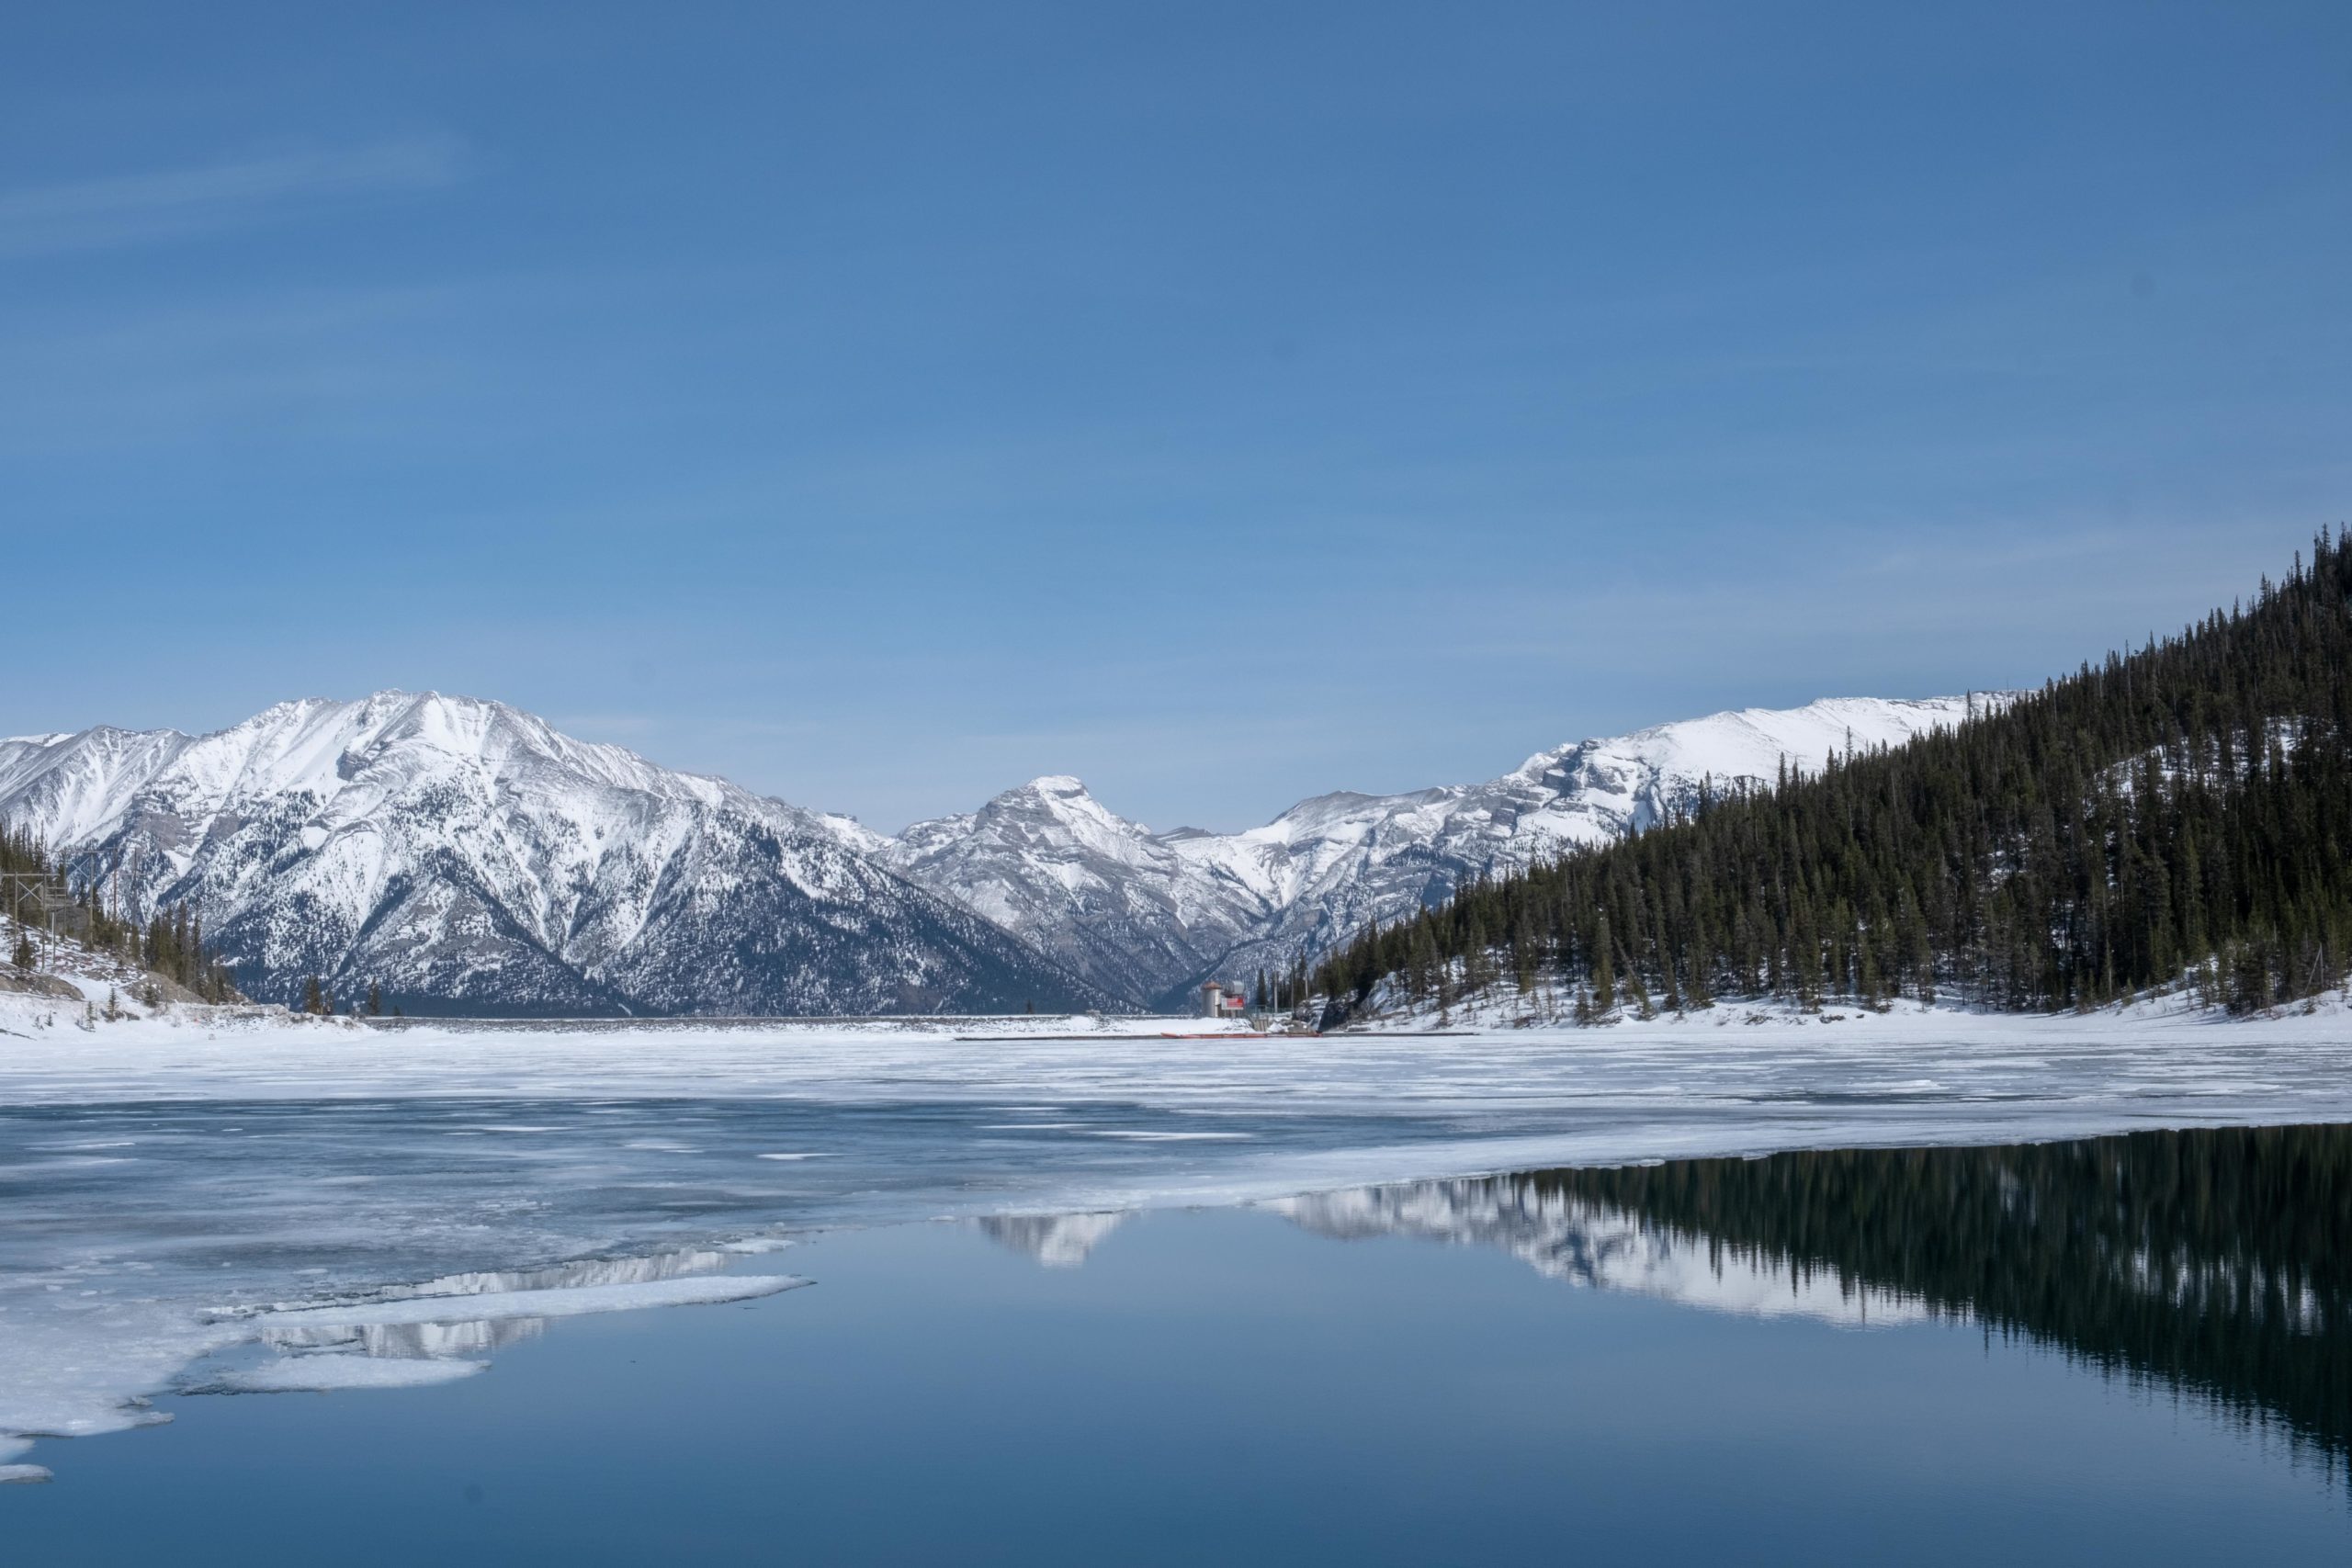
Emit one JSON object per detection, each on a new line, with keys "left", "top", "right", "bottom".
{"left": 876, "top": 696, "right": 2004, "bottom": 1007}
{"left": 0, "top": 691, "right": 2003, "bottom": 1016}
{"left": 875, "top": 776, "right": 1267, "bottom": 1009}
{"left": 0, "top": 694, "right": 1104, "bottom": 1016}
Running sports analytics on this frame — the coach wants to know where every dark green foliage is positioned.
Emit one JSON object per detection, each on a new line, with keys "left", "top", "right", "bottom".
{"left": 1317, "top": 534, "right": 2352, "bottom": 1020}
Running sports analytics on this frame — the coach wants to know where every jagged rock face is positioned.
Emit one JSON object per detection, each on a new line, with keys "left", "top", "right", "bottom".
{"left": 0, "top": 693, "right": 1103, "bottom": 1016}
{"left": 876, "top": 777, "right": 1267, "bottom": 1010}
{"left": 877, "top": 696, "right": 2000, "bottom": 1008}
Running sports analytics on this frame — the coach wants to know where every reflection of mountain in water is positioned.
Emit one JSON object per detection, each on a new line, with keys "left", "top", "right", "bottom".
{"left": 262, "top": 1315, "right": 546, "bottom": 1359}
{"left": 1281, "top": 1126, "right": 2352, "bottom": 1473}
{"left": 1272, "top": 1183, "right": 1930, "bottom": 1326}
{"left": 378, "top": 1247, "right": 744, "bottom": 1303}
{"left": 194, "top": 1247, "right": 754, "bottom": 1391}
{"left": 979, "top": 1213, "right": 1128, "bottom": 1269}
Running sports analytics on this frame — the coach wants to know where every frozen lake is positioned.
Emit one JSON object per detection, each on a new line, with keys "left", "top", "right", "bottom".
{"left": 3, "top": 1011, "right": 2350, "bottom": 1504}
{"left": 4, "top": 1122, "right": 2346, "bottom": 1562}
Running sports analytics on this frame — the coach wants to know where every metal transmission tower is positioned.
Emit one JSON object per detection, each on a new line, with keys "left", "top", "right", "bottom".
{"left": 2, "top": 871, "right": 86, "bottom": 970}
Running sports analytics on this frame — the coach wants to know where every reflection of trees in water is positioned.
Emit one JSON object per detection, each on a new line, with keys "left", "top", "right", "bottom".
{"left": 1510, "top": 1125, "right": 2350, "bottom": 1477}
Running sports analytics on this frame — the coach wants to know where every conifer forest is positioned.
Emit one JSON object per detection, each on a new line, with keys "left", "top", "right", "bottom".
{"left": 1316, "top": 535, "right": 2352, "bottom": 1021}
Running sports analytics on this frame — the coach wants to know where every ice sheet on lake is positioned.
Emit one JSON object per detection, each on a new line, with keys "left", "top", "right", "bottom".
{"left": 256, "top": 1273, "right": 805, "bottom": 1328}
{"left": 4, "top": 1011, "right": 2350, "bottom": 1482}
{"left": 0, "top": 1245, "right": 796, "bottom": 1478}
{"left": 6, "top": 1002, "right": 2349, "bottom": 1111}
{"left": 202, "top": 1355, "right": 488, "bottom": 1393}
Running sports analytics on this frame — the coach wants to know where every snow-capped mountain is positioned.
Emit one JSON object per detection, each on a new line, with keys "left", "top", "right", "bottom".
{"left": 0, "top": 693, "right": 1104, "bottom": 1016}
{"left": 874, "top": 776, "right": 1266, "bottom": 1010}
{"left": 0, "top": 690, "right": 2000, "bottom": 1016}
{"left": 876, "top": 696, "right": 2001, "bottom": 1007}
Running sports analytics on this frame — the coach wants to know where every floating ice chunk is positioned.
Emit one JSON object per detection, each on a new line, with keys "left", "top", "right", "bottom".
{"left": 1083, "top": 1130, "right": 1250, "bottom": 1141}
{"left": 754, "top": 1152, "right": 829, "bottom": 1161}
{"left": 258, "top": 1274, "right": 808, "bottom": 1329}
{"left": 206, "top": 1355, "right": 487, "bottom": 1393}
{"left": 720, "top": 1237, "right": 794, "bottom": 1254}
{"left": 0, "top": 1463, "right": 51, "bottom": 1484}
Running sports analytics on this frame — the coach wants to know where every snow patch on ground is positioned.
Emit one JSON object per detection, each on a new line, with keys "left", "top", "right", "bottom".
{"left": 0, "top": 980, "right": 350, "bottom": 1045}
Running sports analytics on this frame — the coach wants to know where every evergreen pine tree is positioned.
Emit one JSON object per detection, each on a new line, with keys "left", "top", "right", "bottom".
{"left": 1590, "top": 915, "right": 1616, "bottom": 1013}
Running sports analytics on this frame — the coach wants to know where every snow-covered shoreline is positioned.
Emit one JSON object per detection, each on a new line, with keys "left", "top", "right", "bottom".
{"left": 2, "top": 991, "right": 2346, "bottom": 1104}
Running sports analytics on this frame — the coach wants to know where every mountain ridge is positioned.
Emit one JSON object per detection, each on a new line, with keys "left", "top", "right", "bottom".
{"left": 866, "top": 694, "right": 2007, "bottom": 1007}
{"left": 1, "top": 690, "right": 2007, "bottom": 1014}
{"left": 0, "top": 691, "right": 1108, "bottom": 1017}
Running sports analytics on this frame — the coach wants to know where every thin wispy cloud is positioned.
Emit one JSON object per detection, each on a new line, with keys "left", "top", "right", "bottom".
{"left": 0, "top": 135, "right": 464, "bottom": 258}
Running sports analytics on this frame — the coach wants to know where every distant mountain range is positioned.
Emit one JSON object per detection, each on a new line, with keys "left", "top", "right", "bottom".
{"left": 864, "top": 695, "right": 1991, "bottom": 1006}
{"left": 0, "top": 694, "right": 1103, "bottom": 1016}
{"left": 0, "top": 691, "right": 1991, "bottom": 1015}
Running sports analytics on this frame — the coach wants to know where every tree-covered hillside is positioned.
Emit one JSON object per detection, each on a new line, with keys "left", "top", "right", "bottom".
{"left": 3, "top": 820, "right": 239, "bottom": 1002}
{"left": 1314, "top": 534, "right": 2352, "bottom": 1021}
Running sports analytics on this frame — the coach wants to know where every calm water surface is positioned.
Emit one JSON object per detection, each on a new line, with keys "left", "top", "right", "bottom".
{"left": 6, "top": 1123, "right": 2346, "bottom": 1563}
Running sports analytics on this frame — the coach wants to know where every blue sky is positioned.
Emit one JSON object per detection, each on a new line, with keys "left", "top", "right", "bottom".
{"left": 5, "top": 2, "right": 2347, "bottom": 831}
